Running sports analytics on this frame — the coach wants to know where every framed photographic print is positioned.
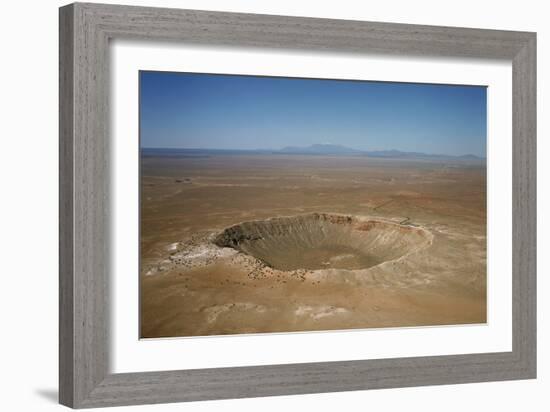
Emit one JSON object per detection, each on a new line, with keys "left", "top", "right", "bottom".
{"left": 59, "top": 2, "right": 536, "bottom": 408}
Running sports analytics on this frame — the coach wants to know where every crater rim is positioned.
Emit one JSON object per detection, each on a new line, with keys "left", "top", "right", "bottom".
{"left": 214, "top": 212, "right": 432, "bottom": 272}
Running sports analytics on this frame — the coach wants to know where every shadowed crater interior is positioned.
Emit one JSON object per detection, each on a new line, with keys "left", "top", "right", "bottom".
{"left": 214, "top": 213, "right": 432, "bottom": 271}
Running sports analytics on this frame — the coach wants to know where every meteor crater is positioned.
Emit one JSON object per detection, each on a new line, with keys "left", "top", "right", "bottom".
{"left": 214, "top": 213, "right": 432, "bottom": 271}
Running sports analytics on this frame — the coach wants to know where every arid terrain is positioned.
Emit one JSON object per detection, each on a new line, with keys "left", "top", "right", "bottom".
{"left": 140, "top": 153, "right": 486, "bottom": 338}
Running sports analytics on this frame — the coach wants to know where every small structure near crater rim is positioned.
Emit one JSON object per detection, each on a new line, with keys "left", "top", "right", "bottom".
{"left": 214, "top": 213, "right": 432, "bottom": 272}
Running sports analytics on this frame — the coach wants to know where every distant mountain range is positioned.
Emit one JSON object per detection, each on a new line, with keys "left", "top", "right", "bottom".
{"left": 142, "top": 144, "right": 485, "bottom": 162}
{"left": 361, "top": 149, "right": 484, "bottom": 160}
{"left": 277, "top": 144, "right": 484, "bottom": 160}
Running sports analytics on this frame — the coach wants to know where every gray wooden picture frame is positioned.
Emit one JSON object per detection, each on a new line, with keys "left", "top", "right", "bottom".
{"left": 59, "top": 2, "right": 536, "bottom": 409}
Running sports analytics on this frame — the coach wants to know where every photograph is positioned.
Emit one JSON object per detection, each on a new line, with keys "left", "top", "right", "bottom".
{"left": 139, "top": 71, "right": 487, "bottom": 338}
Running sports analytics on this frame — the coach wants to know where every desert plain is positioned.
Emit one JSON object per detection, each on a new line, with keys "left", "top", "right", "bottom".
{"left": 140, "top": 153, "right": 486, "bottom": 338}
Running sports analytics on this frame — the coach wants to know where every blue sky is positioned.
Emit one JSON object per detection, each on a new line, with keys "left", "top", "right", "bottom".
{"left": 140, "top": 71, "right": 486, "bottom": 157}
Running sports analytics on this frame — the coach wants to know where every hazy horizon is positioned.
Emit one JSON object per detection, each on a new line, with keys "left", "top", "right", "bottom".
{"left": 140, "top": 71, "right": 487, "bottom": 157}
{"left": 139, "top": 145, "right": 485, "bottom": 158}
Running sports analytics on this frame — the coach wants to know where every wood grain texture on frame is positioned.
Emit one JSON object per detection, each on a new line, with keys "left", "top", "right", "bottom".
{"left": 59, "top": 2, "right": 536, "bottom": 408}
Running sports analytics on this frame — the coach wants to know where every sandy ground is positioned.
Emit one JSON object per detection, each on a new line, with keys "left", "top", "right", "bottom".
{"left": 140, "top": 155, "right": 486, "bottom": 338}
